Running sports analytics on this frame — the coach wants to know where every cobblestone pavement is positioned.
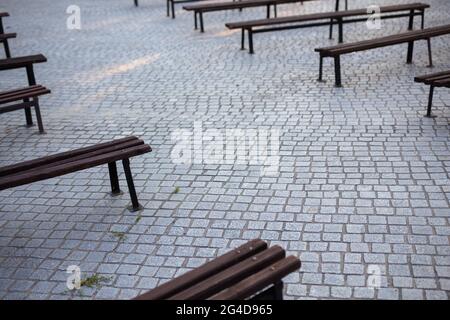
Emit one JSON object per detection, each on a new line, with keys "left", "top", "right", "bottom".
{"left": 0, "top": 0, "right": 449, "bottom": 300}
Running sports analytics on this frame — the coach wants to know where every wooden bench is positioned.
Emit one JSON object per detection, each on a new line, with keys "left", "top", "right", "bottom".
{"left": 226, "top": 3, "right": 429, "bottom": 54}
{"left": 0, "top": 54, "right": 49, "bottom": 130}
{"left": 0, "top": 12, "right": 15, "bottom": 58}
{"left": 133, "top": 239, "right": 301, "bottom": 300}
{"left": 414, "top": 70, "right": 450, "bottom": 118}
{"left": 183, "top": 0, "right": 305, "bottom": 33}
{"left": 315, "top": 23, "right": 450, "bottom": 87}
{"left": 170, "top": 0, "right": 224, "bottom": 19}
{"left": 0, "top": 85, "right": 50, "bottom": 133}
{"left": 133, "top": 0, "right": 211, "bottom": 19}
{"left": 0, "top": 136, "right": 152, "bottom": 211}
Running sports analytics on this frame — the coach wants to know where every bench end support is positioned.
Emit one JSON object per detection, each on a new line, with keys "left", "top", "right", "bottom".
{"left": 317, "top": 55, "right": 324, "bottom": 82}
{"left": 426, "top": 38, "right": 433, "bottom": 68}
{"left": 334, "top": 56, "right": 342, "bottom": 87}
{"left": 108, "top": 161, "right": 122, "bottom": 195}
{"left": 424, "top": 85, "right": 437, "bottom": 118}
{"left": 122, "top": 158, "right": 143, "bottom": 212}
{"left": 406, "top": 41, "right": 414, "bottom": 64}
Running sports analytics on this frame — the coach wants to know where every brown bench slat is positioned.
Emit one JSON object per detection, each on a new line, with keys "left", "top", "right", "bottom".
{"left": 0, "top": 33, "right": 16, "bottom": 41}
{"left": 432, "top": 78, "right": 450, "bottom": 88}
{"left": 0, "top": 86, "right": 50, "bottom": 105}
{"left": 184, "top": 0, "right": 300, "bottom": 11}
{"left": 0, "top": 54, "right": 47, "bottom": 71}
{"left": 3, "top": 139, "right": 147, "bottom": 180}
{"left": 316, "top": 31, "right": 422, "bottom": 52}
{"left": 210, "top": 256, "right": 301, "bottom": 300}
{"left": 317, "top": 24, "right": 450, "bottom": 56}
{"left": 169, "top": 245, "right": 285, "bottom": 300}
{"left": 134, "top": 239, "right": 267, "bottom": 300}
{"left": 423, "top": 75, "right": 450, "bottom": 85}
{"left": 0, "top": 101, "right": 36, "bottom": 114}
{"left": 0, "top": 136, "right": 140, "bottom": 177}
{"left": 0, "top": 85, "right": 43, "bottom": 98}
{"left": 318, "top": 25, "right": 450, "bottom": 52}
{"left": 0, "top": 12, "right": 9, "bottom": 18}
{"left": 0, "top": 87, "right": 50, "bottom": 104}
{"left": 0, "top": 144, "right": 151, "bottom": 190}
{"left": 414, "top": 70, "right": 450, "bottom": 82}
{"left": 226, "top": 3, "right": 429, "bottom": 29}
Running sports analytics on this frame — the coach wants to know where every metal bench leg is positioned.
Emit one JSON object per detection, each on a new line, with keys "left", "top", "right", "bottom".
{"left": 108, "top": 161, "right": 121, "bottom": 195}
{"left": 318, "top": 55, "right": 324, "bottom": 82}
{"left": 334, "top": 56, "right": 342, "bottom": 87}
{"left": 408, "top": 9, "right": 414, "bottom": 30}
{"left": 23, "top": 100, "right": 33, "bottom": 126}
{"left": 406, "top": 41, "right": 414, "bottom": 64}
{"left": 345, "top": 0, "right": 348, "bottom": 10}
{"left": 248, "top": 28, "right": 254, "bottom": 54}
{"left": 25, "top": 64, "right": 37, "bottom": 126}
{"left": 199, "top": 12, "right": 204, "bottom": 33}
{"left": 329, "top": 18, "right": 334, "bottom": 39}
{"left": 167, "top": 0, "right": 170, "bottom": 17}
{"left": 274, "top": 4, "right": 277, "bottom": 18}
{"left": 421, "top": 10, "right": 425, "bottom": 29}
{"left": 425, "top": 85, "right": 436, "bottom": 118}
{"left": 134, "top": 0, "right": 138, "bottom": 6}
{"left": 338, "top": 18, "right": 343, "bottom": 43}
{"left": 266, "top": 5, "right": 270, "bottom": 19}
{"left": 171, "top": 0, "right": 175, "bottom": 19}
{"left": 122, "top": 158, "right": 143, "bottom": 212}
{"left": 3, "top": 40, "right": 11, "bottom": 58}
{"left": 241, "top": 28, "right": 245, "bottom": 50}
{"left": 273, "top": 281, "right": 284, "bottom": 300}
{"left": 194, "top": 12, "right": 198, "bottom": 30}
{"left": 329, "top": 0, "right": 340, "bottom": 39}
{"left": 426, "top": 38, "right": 433, "bottom": 67}
{"left": 33, "top": 98, "right": 45, "bottom": 134}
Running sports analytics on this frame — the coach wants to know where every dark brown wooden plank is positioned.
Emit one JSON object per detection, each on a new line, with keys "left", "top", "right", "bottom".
{"left": 209, "top": 256, "right": 301, "bottom": 300}
{"left": 0, "top": 144, "right": 151, "bottom": 190}
{"left": 0, "top": 85, "right": 43, "bottom": 98}
{"left": 0, "top": 33, "right": 16, "bottom": 40}
{"left": 3, "top": 139, "right": 146, "bottom": 180}
{"left": 415, "top": 70, "right": 450, "bottom": 82}
{"left": 0, "top": 101, "right": 36, "bottom": 114}
{"left": 316, "top": 24, "right": 450, "bottom": 56}
{"left": 423, "top": 75, "right": 450, "bottom": 85}
{"left": 0, "top": 136, "right": 140, "bottom": 177}
{"left": 0, "top": 87, "right": 50, "bottom": 105}
{"left": 0, "top": 54, "right": 47, "bottom": 71}
{"left": 433, "top": 78, "right": 450, "bottom": 88}
{"left": 169, "top": 245, "right": 285, "bottom": 300}
{"left": 184, "top": 0, "right": 303, "bottom": 12}
{"left": 134, "top": 239, "right": 268, "bottom": 300}
{"left": 0, "top": 12, "right": 9, "bottom": 18}
{"left": 226, "top": 3, "right": 429, "bottom": 29}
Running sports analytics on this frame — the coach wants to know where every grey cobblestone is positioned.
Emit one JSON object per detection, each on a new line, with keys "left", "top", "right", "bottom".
{"left": 0, "top": 0, "right": 449, "bottom": 300}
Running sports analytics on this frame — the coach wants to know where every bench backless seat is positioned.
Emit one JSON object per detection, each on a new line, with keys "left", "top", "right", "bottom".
{"left": 0, "top": 136, "right": 152, "bottom": 211}
{"left": 414, "top": 70, "right": 450, "bottom": 118}
{"left": 170, "top": 0, "right": 214, "bottom": 19}
{"left": 0, "top": 85, "right": 50, "bottom": 133}
{"left": 183, "top": 0, "right": 306, "bottom": 32}
{"left": 226, "top": 2, "right": 429, "bottom": 54}
{"left": 315, "top": 23, "right": 450, "bottom": 87}
{"left": 134, "top": 239, "right": 301, "bottom": 300}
